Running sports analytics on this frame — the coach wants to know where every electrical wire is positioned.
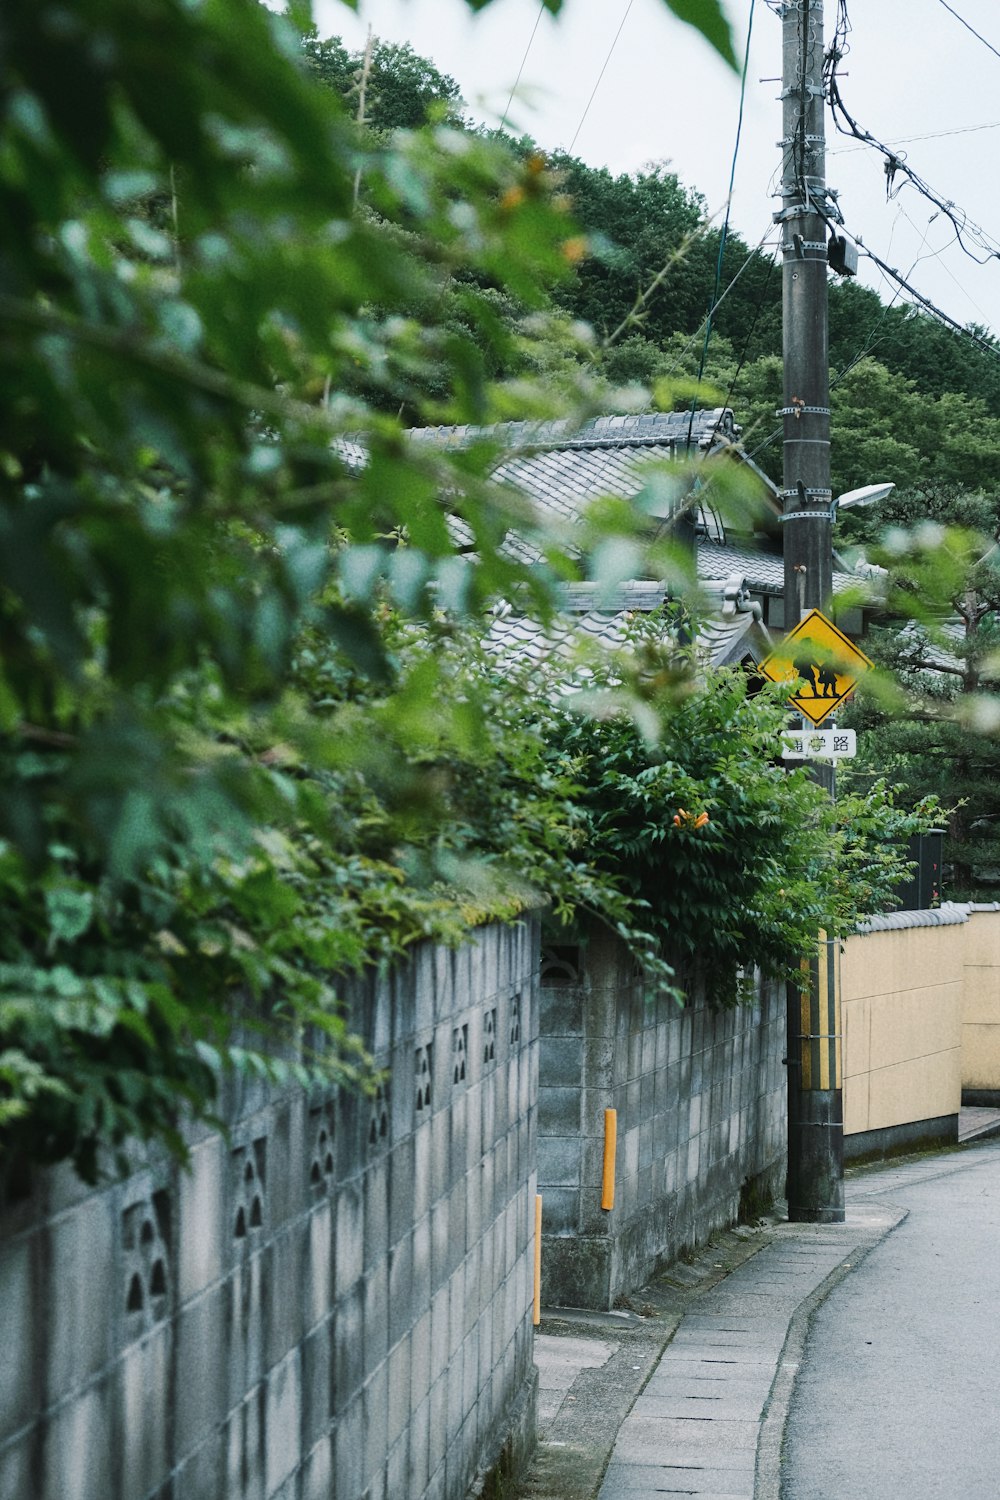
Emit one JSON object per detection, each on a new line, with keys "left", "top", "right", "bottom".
{"left": 813, "top": 179, "right": 1000, "bottom": 361}
{"left": 886, "top": 204, "right": 996, "bottom": 331}
{"left": 828, "top": 222, "right": 925, "bottom": 386}
{"left": 855, "top": 240, "right": 1000, "bottom": 356}
{"left": 686, "top": 1, "right": 757, "bottom": 454}
{"left": 936, "top": 0, "right": 1000, "bottom": 64}
{"left": 567, "top": 0, "right": 635, "bottom": 156}
{"left": 662, "top": 225, "right": 780, "bottom": 380}
{"left": 719, "top": 251, "right": 778, "bottom": 414}
{"left": 741, "top": 208, "right": 1000, "bottom": 471}
{"left": 693, "top": 5, "right": 757, "bottom": 384}
{"left": 499, "top": 2, "right": 546, "bottom": 133}
{"left": 829, "top": 118, "right": 1000, "bottom": 156}
{"left": 744, "top": 2, "right": 1000, "bottom": 464}
{"left": 826, "top": 0, "right": 1000, "bottom": 265}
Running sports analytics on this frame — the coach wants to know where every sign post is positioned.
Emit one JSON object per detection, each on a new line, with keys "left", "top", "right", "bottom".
{"left": 760, "top": 607, "right": 872, "bottom": 1224}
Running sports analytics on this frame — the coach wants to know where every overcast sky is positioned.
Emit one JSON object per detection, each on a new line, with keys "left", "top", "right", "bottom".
{"left": 312, "top": 0, "right": 1000, "bottom": 345}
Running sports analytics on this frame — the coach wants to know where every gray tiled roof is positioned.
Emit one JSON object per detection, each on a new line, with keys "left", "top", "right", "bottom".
{"left": 487, "top": 578, "right": 769, "bottom": 673}
{"left": 408, "top": 410, "right": 789, "bottom": 674}
{"left": 888, "top": 619, "right": 1000, "bottom": 684}
{"left": 412, "top": 410, "right": 798, "bottom": 665}
{"left": 406, "top": 408, "right": 742, "bottom": 454}
{"left": 413, "top": 410, "right": 854, "bottom": 600}
{"left": 412, "top": 409, "right": 761, "bottom": 548}
{"left": 698, "top": 539, "right": 858, "bottom": 599}
{"left": 495, "top": 442, "right": 724, "bottom": 532}
{"left": 408, "top": 409, "right": 881, "bottom": 616}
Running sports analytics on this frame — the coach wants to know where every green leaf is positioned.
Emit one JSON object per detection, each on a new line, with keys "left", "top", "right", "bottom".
{"left": 44, "top": 886, "right": 96, "bottom": 948}
{"left": 661, "top": 0, "right": 738, "bottom": 69}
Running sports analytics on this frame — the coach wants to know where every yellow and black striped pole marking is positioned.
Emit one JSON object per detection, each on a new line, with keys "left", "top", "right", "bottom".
{"left": 798, "top": 931, "right": 842, "bottom": 1092}
{"left": 787, "top": 931, "right": 844, "bottom": 1223}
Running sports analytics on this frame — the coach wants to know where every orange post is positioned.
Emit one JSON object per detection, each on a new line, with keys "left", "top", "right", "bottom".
{"left": 601, "top": 1108, "right": 617, "bottom": 1210}
{"left": 533, "top": 1194, "right": 542, "bottom": 1326}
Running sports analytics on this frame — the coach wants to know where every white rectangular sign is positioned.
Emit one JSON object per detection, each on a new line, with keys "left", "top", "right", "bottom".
{"left": 781, "top": 727, "right": 857, "bottom": 760}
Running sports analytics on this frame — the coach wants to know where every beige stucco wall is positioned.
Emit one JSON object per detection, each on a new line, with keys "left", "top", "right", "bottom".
{"left": 961, "top": 909, "right": 1000, "bottom": 1090}
{"left": 840, "top": 923, "right": 964, "bottom": 1136}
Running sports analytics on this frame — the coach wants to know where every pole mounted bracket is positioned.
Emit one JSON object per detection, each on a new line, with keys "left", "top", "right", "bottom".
{"left": 783, "top": 239, "right": 827, "bottom": 257}
{"left": 779, "top": 82, "right": 824, "bottom": 98}
{"left": 780, "top": 480, "right": 835, "bottom": 522}
{"left": 776, "top": 406, "right": 830, "bottom": 417}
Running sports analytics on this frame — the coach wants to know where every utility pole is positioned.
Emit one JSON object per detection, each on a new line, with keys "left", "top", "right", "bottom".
{"left": 776, "top": 0, "right": 845, "bottom": 1223}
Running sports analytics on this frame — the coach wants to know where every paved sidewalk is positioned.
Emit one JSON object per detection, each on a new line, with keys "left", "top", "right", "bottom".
{"left": 599, "top": 1203, "right": 899, "bottom": 1500}
{"left": 523, "top": 1109, "right": 1000, "bottom": 1500}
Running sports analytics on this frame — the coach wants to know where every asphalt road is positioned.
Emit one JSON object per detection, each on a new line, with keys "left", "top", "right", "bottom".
{"left": 781, "top": 1139, "right": 1000, "bottom": 1500}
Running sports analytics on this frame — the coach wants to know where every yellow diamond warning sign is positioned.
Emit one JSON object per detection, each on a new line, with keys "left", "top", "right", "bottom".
{"left": 759, "top": 609, "right": 873, "bottom": 727}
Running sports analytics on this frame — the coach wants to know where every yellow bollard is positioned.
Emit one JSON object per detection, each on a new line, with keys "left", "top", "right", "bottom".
{"left": 533, "top": 1194, "right": 542, "bottom": 1326}
{"left": 601, "top": 1108, "right": 617, "bottom": 1211}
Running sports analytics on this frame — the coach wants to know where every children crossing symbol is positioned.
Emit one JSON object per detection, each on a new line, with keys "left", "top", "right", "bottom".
{"left": 758, "top": 609, "right": 874, "bottom": 727}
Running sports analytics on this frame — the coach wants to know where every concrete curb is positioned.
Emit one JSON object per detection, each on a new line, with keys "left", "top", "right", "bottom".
{"left": 754, "top": 1203, "right": 906, "bottom": 1500}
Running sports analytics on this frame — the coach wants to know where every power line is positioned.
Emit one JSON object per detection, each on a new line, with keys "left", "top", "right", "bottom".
{"left": 720, "top": 249, "right": 777, "bottom": 413}
{"left": 744, "top": 222, "right": 1000, "bottom": 474}
{"left": 896, "top": 204, "right": 996, "bottom": 329}
{"left": 567, "top": 0, "right": 635, "bottom": 156}
{"left": 826, "top": 0, "right": 1000, "bottom": 266}
{"left": 662, "top": 224, "right": 779, "bottom": 380}
{"left": 499, "top": 3, "right": 546, "bottom": 134}
{"left": 829, "top": 118, "right": 1000, "bottom": 156}
{"left": 936, "top": 0, "right": 1000, "bottom": 64}
{"left": 828, "top": 218, "right": 931, "bottom": 386}
{"left": 855, "top": 239, "right": 1000, "bottom": 356}
{"left": 815, "top": 183, "right": 1000, "bottom": 359}
{"left": 688, "top": 0, "right": 757, "bottom": 449}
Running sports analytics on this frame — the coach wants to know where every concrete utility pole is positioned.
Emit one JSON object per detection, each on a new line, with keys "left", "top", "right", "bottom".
{"left": 776, "top": 0, "right": 845, "bottom": 1223}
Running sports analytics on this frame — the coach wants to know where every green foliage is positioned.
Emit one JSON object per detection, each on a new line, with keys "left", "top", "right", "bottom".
{"left": 524, "top": 620, "right": 940, "bottom": 1005}
{"left": 840, "top": 494, "right": 1000, "bottom": 898}
{"left": 1, "top": 0, "right": 953, "bottom": 1183}
{"left": 302, "top": 32, "right": 465, "bottom": 130}
{"left": 0, "top": 0, "right": 745, "bottom": 1182}
{"left": 834, "top": 779, "right": 948, "bottom": 916}
{"left": 534, "top": 154, "right": 780, "bottom": 373}
{"left": 0, "top": 0, "right": 600, "bottom": 1184}
{"left": 828, "top": 279, "right": 1000, "bottom": 415}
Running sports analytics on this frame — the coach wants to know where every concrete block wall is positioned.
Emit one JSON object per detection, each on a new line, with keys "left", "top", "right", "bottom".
{"left": 538, "top": 925, "right": 786, "bottom": 1310}
{"left": 0, "top": 917, "right": 540, "bottom": 1500}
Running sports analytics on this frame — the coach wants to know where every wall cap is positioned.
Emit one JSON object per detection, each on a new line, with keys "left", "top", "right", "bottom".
{"left": 855, "top": 903, "right": 972, "bottom": 933}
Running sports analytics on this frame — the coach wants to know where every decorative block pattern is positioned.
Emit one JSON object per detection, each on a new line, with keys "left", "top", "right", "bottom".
{"left": 509, "top": 994, "right": 522, "bottom": 1048}
{"left": 415, "top": 1045, "right": 433, "bottom": 1114}
{"left": 0, "top": 917, "right": 541, "bottom": 1500}
{"left": 232, "top": 1137, "right": 267, "bottom": 1241}
{"left": 451, "top": 1024, "right": 468, "bottom": 1087}
{"left": 122, "top": 1191, "right": 171, "bottom": 1337}
{"left": 308, "top": 1104, "right": 336, "bottom": 1197}
{"left": 367, "top": 1080, "right": 390, "bottom": 1152}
